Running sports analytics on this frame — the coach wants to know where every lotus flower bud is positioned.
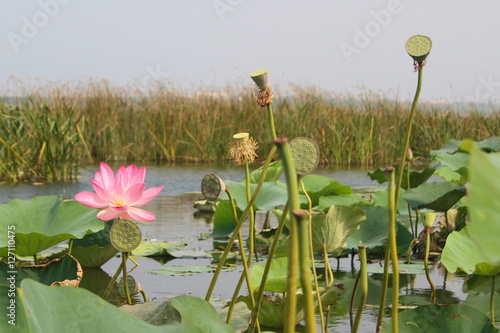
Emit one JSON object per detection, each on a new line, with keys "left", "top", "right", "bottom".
{"left": 421, "top": 212, "right": 436, "bottom": 228}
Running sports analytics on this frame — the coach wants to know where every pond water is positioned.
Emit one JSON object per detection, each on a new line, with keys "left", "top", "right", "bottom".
{"left": 1, "top": 164, "right": 493, "bottom": 332}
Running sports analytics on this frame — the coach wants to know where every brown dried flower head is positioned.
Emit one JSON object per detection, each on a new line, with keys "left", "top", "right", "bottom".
{"left": 229, "top": 132, "right": 258, "bottom": 165}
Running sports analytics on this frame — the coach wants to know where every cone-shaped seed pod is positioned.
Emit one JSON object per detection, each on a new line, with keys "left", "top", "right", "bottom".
{"left": 405, "top": 35, "right": 432, "bottom": 63}
{"left": 233, "top": 132, "right": 249, "bottom": 142}
{"left": 201, "top": 174, "right": 226, "bottom": 201}
{"left": 250, "top": 68, "right": 271, "bottom": 90}
{"left": 118, "top": 275, "right": 142, "bottom": 297}
{"left": 109, "top": 219, "right": 142, "bottom": 252}
{"left": 289, "top": 137, "right": 320, "bottom": 175}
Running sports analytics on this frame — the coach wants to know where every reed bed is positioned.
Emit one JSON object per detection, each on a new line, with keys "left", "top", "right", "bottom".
{"left": 0, "top": 79, "right": 498, "bottom": 182}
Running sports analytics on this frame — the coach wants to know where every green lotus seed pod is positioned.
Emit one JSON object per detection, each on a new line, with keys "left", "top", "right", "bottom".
{"left": 110, "top": 219, "right": 142, "bottom": 252}
{"left": 250, "top": 68, "right": 271, "bottom": 90}
{"left": 118, "top": 275, "right": 142, "bottom": 297}
{"left": 233, "top": 132, "right": 249, "bottom": 142}
{"left": 289, "top": 137, "right": 320, "bottom": 175}
{"left": 405, "top": 35, "right": 432, "bottom": 63}
{"left": 201, "top": 174, "right": 226, "bottom": 201}
{"left": 421, "top": 212, "right": 436, "bottom": 228}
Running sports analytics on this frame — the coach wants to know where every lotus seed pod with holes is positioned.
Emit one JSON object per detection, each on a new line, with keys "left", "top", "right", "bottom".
{"left": 201, "top": 174, "right": 226, "bottom": 201}
{"left": 289, "top": 137, "right": 320, "bottom": 175}
{"left": 421, "top": 212, "right": 437, "bottom": 228}
{"left": 109, "top": 219, "right": 142, "bottom": 252}
{"left": 405, "top": 35, "right": 432, "bottom": 63}
{"left": 233, "top": 132, "right": 249, "bottom": 142}
{"left": 250, "top": 68, "right": 271, "bottom": 90}
{"left": 118, "top": 275, "right": 142, "bottom": 297}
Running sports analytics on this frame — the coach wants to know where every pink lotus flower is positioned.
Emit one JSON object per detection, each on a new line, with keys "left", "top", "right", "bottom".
{"left": 75, "top": 162, "right": 164, "bottom": 222}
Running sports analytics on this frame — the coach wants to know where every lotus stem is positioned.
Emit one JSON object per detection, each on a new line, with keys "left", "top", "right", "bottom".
{"left": 246, "top": 161, "right": 258, "bottom": 263}
{"left": 406, "top": 238, "right": 417, "bottom": 265}
{"left": 324, "top": 239, "right": 332, "bottom": 332}
{"left": 33, "top": 254, "right": 39, "bottom": 265}
{"left": 350, "top": 265, "right": 361, "bottom": 329}
{"left": 249, "top": 202, "right": 289, "bottom": 333}
{"left": 424, "top": 227, "right": 436, "bottom": 304}
{"left": 68, "top": 239, "right": 74, "bottom": 255}
{"left": 140, "top": 289, "right": 148, "bottom": 303}
{"left": 301, "top": 179, "right": 325, "bottom": 332}
{"left": 395, "top": 66, "right": 423, "bottom": 210}
{"left": 267, "top": 103, "right": 277, "bottom": 140}
{"left": 293, "top": 209, "right": 316, "bottom": 333}
{"left": 352, "top": 245, "right": 368, "bottom": 333}
{"left": 102, "top": 260, "right": 125, "bottom": 300}
{"left": 388, "top": 168, "right": 399, "bottom": 332}
{"left": 376, "top": 245, "right": 391, "bottom": 332}
{"left": 491, "top": 274, "right": 496, "bottom": 325}
{"left": 205, "top": 146, "right": 277, "bottom": 301}
{"left": 225, "top": 188, "right": 258, "bottom": 330}
{"left": 406, "top": 161, "right": 415, "bottom": 239}
{"left": 122, "top": 252, "right": 132, "bottom": 304}
{"left": 274, "top": 136, "right": 301, "bottom": 333}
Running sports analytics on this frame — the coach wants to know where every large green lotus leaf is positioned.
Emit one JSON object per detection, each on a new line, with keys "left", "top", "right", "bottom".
{"left": 430, "top": 139, "right": 463, "bottom": 156}
{"left": 218, "top": 301, "right": 251, "bottom": 333}
{"left": 372, "top": 187, "right": 408, "bottom": 214}
{"left": 0, "top": 254, "right": 81, "bottom": 288}
{"left": 368, "top": 166, "right": 435, "bottom": 190}
{"left": 12, "top": 279, "right": 201, "bottom": 333}
{"left": 431, "top": 137, "right": 500, "bottom": 156}
{"left": 311, "top": 205, "right": 366, "bottom": 256}
{"left": 433, "top": 151, "right": 470, "bottom": 172}
{"left": 0, "top": 283, "right": 29, "bottom": 332}
{"left": 441, "top": 225, "right": 500, "bottom": 275}
{"left": 170, "top": 295, "right": 233, "bottom": 333}
{"left": 69, "top": 219, "right": 118, "bottom": 268}
{"left": 434, "top": 165, "right": 467, "bottom": 184}
{"left": 318, "top": 194, "right": 369, "bottom": 212}
{"left": 121, "top": 300, "right": 182, "bottom": 325}
{"left": 238, "top": 286, "right": 337, "bottom": 329}
{"left": 468, "top": 145, "right": 500, "bottom": 266}
{"left": 403, "top": 181, "right": 466, "bottom": 212}
{"left": 346, "top": 206, "right": 389, "bottom": 249}
{"left": 211, "top": 201, "right": 243, "bottom": 237}
{"left": 299, "top": 174, "right": 351, "bottom": 207}
{"left": 222, "top": 181, "right": 289, "bottom": 211}
{"left": 250, "top": 257, "right": 298, "bottom": 293}
{"left": 248, "top": 160, "right": 284, "bottom": 184}
{"left": 380, "top": 303, "right": 497, "bottom": 332}
{"left": 70, "top": 245, "right": 118, "bottom": 268}
{"left": 0, "top": 196, "right": 104, "bottom": 257}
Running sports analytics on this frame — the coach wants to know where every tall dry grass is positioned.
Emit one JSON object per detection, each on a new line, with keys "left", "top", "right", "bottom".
{"left": 1, "top": 78, "right": 498, "bottom": 182}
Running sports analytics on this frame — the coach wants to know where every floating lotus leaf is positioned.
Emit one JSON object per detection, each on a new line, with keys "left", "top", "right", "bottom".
{"left": 0, "top": 279, "right": 202, "bottom": 333}
{"left": 0, "top": 253, "right": 82, "bottom": 288}
{"left": 289, "top": 137, "right": 320, "bottom": 175}
{"left": 109, "top": 219, "right": 142, "bottom": 252}
{"left": 405, "top": 35, "right": 432, "bottom": 62}
{"left": 299, "top": 174, "right": 352, "bottom": 208}
{"left": 380, "top": 304, "right": 497, "bottom": 332}
{"left": 0, "top": 195, "right": 104, "bottom": 257}
{"left": 121, "top": 300, "right": 182, "bottom": 326}
{"left": 201, "top": 174, "right": 226, "bottom": 201}
{"left": 318, "top": 194, "right": 369, "bottom": 212}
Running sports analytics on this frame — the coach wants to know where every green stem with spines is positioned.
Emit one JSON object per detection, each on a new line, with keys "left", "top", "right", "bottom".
{"left": 205, "top": 146, "right": 277, "bottom": 302}
{"left": 267, "top": 103, "right": 277, "bottom": 140}
{"left": 352, "top": 245, "right": 368, "bottom": 333}
{"left": 122, "top": 252, "right": 132, "bottom": 304}
{"left": 102, "top": 260, "right": 125, "bottom": 300}
{"left": 376, "top": 245, "right": 391, "bottom": 332}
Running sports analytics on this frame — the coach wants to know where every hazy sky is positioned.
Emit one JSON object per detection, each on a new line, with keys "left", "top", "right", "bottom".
{"left": 2, "top": 1, "right": 500, "bottom": 102}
